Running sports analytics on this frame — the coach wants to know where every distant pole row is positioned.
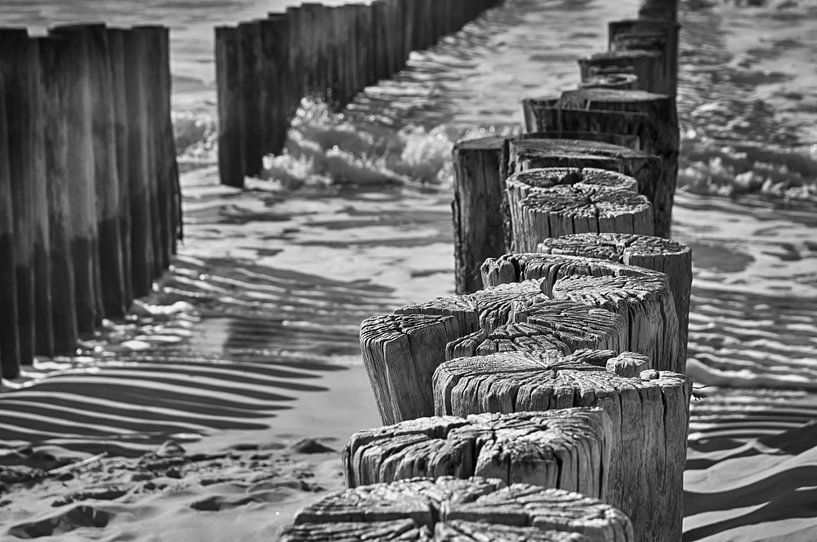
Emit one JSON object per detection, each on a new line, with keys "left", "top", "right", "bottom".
{"left": 0, "top": 25, "right": 181, "bottom": 380}
{"left": 215, "top": 0, "right": 504, "bottom": 189}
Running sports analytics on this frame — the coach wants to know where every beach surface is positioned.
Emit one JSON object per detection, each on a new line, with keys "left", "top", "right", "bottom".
{"left": 2, "top": 0, "right": 817, "bottom": 540}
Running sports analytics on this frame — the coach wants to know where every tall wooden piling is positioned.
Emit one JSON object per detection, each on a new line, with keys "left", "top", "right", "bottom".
{"left": 49, "top": 27, "right": 103, "bottom": 333}
{"left": 27, "top": 38, "right": 55, "bottom": 357}
{"left": 579, "top": 50, "right": 666, "bottom": 95}
{"left": 1, "top": 29, "right": 39, "bottom": 364}
{"left": 123, "top": 28, "right": 155, "bottom": 298}
{"left": 107, "top": 28, "right": 133, "bottom": 308}
{"left": 608, "top": 19, "right": 679, "bottom": 98}
{"left": 451, "top": 136, "right": 510, "bottom": 295}
{"left": 0, "top": 53, "right": 21, "bottom": 377}
{"left": 38, "top": 37, "right": 79, "bottom": 355}
{"left": 215, "top": 27, "right": 245, "bottom": 189}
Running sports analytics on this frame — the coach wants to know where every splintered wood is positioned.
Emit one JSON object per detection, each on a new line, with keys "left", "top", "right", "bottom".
{"left": 281, "top": 476, "right": 633, "bottom": 541}
{"left": 343, "top": 407, "right": 611, "bottom": 499}
{"left": 537, "top": 232, "right": 691, "bottom": 363}
{"left": 361, "top": 254, "right": 680, "bottom": 424}
{"left": 433, "top": 350, "right": 691, "bottom": 542}
{"left": 504, "top": 168, "right": 653, "bottom": 252}
{"left": 480, "top": 253, "right": 681, "bottom": 373}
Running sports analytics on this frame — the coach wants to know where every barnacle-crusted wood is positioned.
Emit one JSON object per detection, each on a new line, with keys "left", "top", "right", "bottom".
{"left": 480, "top": 253, "right": 681, "bottom": 372}
{"left": 538, "top": 232, "right": 691, "bottom": 364}
{"left": 343, "top": 407, "right": 612, "bottom": 501}
{"left": 432, "top": 351, "right": 690, "bottom": 542}
{"left": 282, "top": 477, "right": 633, "bottom": 542}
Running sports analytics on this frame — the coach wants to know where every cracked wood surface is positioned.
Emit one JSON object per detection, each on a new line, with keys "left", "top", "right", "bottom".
{"left": 432, "top": 350, "right": 690, "bottom": 542}
{"left": 537, "top": 232, "right": 691, "bottom": 364}
{"left": 343, "top": 407, "right": 611, "bottom": 500}
{"left": 281, "top": 476, "right": 633, "bottom": 541}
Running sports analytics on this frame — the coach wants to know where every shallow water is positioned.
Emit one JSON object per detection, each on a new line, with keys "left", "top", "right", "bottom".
{"left": 1, "top": 0, "right": 816, "bottom": 540}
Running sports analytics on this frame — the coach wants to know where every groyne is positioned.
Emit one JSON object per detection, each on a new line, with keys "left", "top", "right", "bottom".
{"left": 215, "top": 0, "right": 504, "bottom": 188}
{"left": 0, "top": 25, "right": 180, "bottom": 380}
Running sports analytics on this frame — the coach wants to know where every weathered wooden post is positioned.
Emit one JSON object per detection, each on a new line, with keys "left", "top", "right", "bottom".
{"left": 140, "top": 26, "right": 178, "bottom": 267}
{"left": 26, "top": 38, "right": 54, "bottom": 357}
{"left": 49, "top": 26, "right": 103, "bottom": 332}
{"left": 215, "top": 26, "right": 245, "bottom": 188}
{"left": 264, "top": 14, "right": 290, "bottom": 156}
{"left": 123, "top": 28, "right": 156, "bottom": 297}
{"left": 0, "top": 29, "right": 37, "bottom": 364}
{"left": 0, "top": 55, "right": 21, "bottom": 377}
{"left": 237, "top": 21, "right": 263, "bottom": 178}
{"left": 508, "top": 137, "right": 663, "bottom": 217}
{"left": 434, "top": 350, "right": 691, "bottom": 542}
{"left": 107, "top": 28, "right": 133, "bottom": 306}
{"left": 344, "top": 407, "right": 612, "bottom": 498}
{"left": 538, "top": 232, "right": 692, "bottom": 365}
{"left": 505, "top": 168, "right": 654, "bottom": 252}
{"left": 38, "top": 37, "right": 79, "bottom": 354}
{"left": 451, "top": 136, "right": 510, "bottom": 295}
{"left": 282, "top": 477, "right": 634, "bottom": 541}
{"left": 361, "top": 256, "right": 680, "bottom": 424}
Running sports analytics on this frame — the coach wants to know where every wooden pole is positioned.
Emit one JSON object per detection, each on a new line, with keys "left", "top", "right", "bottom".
{"left": 264, "top": 15, "right": 290, "bottom": 156}
{"left": 142, "top": 26, "right": 178, "bottom": 267}
{"left": 505, "top": 168, "right": 653, "bottom": 252}
{"left": 538, "top": 232, "right": 692, "bottom": 366}
{"left": 56, "top": 24, "right": 127, "bottom": 318}
{"left": 0, "top": 29, "right": 37, "bottom": 364}
{"left": 38, "top": 37, "right": 79, "bottom": 354}
{"left": 123, "top": 28, "right": 155, "bottom": 297}
{"left": 26, "top": 38, "right": 55, "bottom": 357}
{"left": 238, "top": 21, "right": 263, "bottom": 178}
{"left": 434, "top": 350, "right": 690, "bottom": 542}
{"left": 344, "top": 407, "right": 611, "bottom": 499}
{"left": 451, "top": 136, "right": 510, "bottom": 295}
{"left": 283, "top": 477, "right": 634, "bottom": 542}
{"left": 107, "top": 28, "right": 133, "bottom": 307}
{"left": 49, "top": 27, "right": 104, "bottom": 333}
{"left": 215, "top": 26, "right": 245, "bottom": 188}
{"left": 0, "top": 46, "right": 21, "bottom": 377}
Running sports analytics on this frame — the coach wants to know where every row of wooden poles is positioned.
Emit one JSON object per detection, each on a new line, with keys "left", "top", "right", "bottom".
{"left": 0, "top": 25, "right": 181, "bottom": 380}
{"left": 215, "top": 0, "right": 503, "bottom": 188}
{"left": 282, "top": 0, "right": 692, "bottom": 541}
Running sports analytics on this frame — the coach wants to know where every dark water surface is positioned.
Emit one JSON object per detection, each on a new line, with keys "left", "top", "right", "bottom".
{"left": 1, "top": 0, "right": 816, "bottom": 540}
